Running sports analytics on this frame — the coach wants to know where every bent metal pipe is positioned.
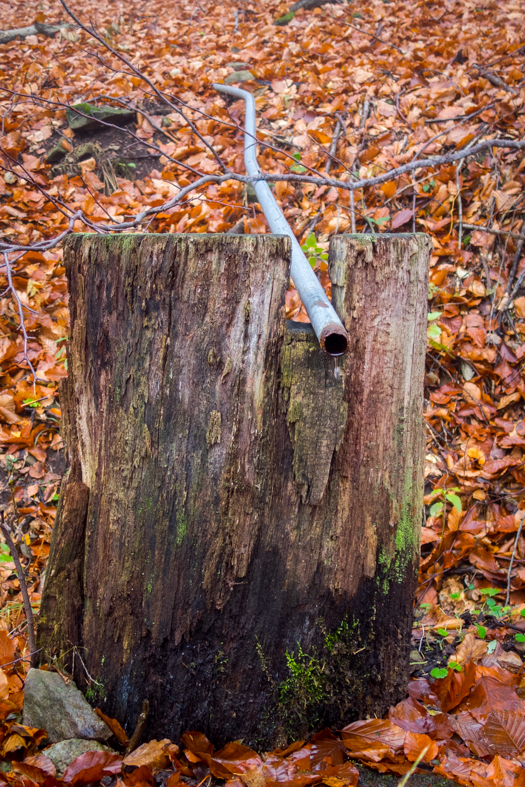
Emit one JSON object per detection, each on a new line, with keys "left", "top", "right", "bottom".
{"left": 213, "top": 83, "right": 349, "bottom": 357}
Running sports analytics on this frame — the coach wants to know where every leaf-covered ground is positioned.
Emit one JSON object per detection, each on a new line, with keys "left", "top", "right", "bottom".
{"left": 0, "top": 0, "right": 525, "bottom": 783}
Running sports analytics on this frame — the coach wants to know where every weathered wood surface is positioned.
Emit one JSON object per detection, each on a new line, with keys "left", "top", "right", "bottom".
{"left": 38, "top": 232, "right": 430, "bottom": 747}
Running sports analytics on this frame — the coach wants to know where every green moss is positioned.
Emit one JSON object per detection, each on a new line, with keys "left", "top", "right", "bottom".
{"left": 273, "top": 10, "right": 295, "bottom": 25}
{"left": 214, "top": 648, "right": 228, "bottom": 674}
{"left": 271, "top": 616, "right": 375, "bottom": 738}
{"left": 175, "top": 510, "right": 187, "bottom": 547}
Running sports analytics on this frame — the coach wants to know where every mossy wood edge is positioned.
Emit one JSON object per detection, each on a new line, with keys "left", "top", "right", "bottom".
{"left": 38, "top": 232, "right": 430, "bottom": 747}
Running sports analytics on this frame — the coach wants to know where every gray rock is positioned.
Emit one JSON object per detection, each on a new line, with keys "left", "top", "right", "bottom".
{"left": 45, "top": 139, "right": 70, "bottom": 164}
{"left": 42, "top": 739, "right": 114, "bottom": 776}
{"left": 226, "top": 61, "right": 252, "bottom": 70}
{"left": 23, "top": 669, "right": 112, "bottom": 743}
{"left": 224, "top": 70, "right": 255, "bottom": 85}
{"left": 65, "top": 103, "right": 135, "bottom": 131}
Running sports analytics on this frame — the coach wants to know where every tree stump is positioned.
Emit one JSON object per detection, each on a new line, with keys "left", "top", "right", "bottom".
{"left": 38, "top": 232, "right": 430, "bottom": 747}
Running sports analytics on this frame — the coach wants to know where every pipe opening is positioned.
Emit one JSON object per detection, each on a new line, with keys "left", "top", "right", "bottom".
{"left": 324, "top": 332, "right": 348, "bottom": 357}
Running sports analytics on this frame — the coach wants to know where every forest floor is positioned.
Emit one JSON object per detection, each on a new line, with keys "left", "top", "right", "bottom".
{"left": 0, "top": 0, "right": 525, "bottom": 784}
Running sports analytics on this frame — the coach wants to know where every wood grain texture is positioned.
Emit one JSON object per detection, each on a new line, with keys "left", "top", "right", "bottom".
{"left": 39, "top": 232, "right": 429, "bottom": 747}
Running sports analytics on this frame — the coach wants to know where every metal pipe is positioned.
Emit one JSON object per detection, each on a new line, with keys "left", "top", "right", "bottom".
{"left": 213, "top": 83, "right": 349, "bottom": 357}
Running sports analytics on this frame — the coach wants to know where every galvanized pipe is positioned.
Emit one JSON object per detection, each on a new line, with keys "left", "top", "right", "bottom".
{"left": 213, "top": 83, "right": 349, "bottom": 357}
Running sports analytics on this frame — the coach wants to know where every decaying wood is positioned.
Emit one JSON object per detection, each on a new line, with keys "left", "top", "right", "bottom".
{"left": 0, "top": 22, "right": 71, "bottom": 45}
{"left": 39, "top": 232, "right": 430, "bottom": 747}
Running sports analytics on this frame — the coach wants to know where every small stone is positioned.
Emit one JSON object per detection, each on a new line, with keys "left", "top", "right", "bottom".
{"left": 41, "top": 739, "right": 114, "bottom": 777}
{"left": 23, "top": 668, "right": 112, "bottom": 743}
{"left": 161, "top": 116, "right": 173, "bottom": 128}
{"left": 65, "top": 103, "right": 135, "bottom": 132}
{"left": 3, "top": 172, "right": 16, "bottom": 185}
{"left": 226, "top": 61, "right": 252, "bottom": 71}
{"left": 45, "top": 139, "right": 71, "bottom": 164}
{"left": 224, "top": 70, "right": 255, "bottom": 85}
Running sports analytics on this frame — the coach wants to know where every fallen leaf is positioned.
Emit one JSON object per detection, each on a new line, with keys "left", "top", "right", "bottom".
{"left": 454, "top": 632, "right": 488, "bottom": 664}
{"left": 341, "top": 720, "right": 405, "bottom": 761}
{"left": 482, "top": 710, "right": 525, "bottom": 757}
{"left": 123, "top": 740, "right": 179, "bottom": 774}
{"left": 95, "top": 708, "right": 129, "bottom": 746}
{"left": 63, "top": 750, "right": 123, "bottom": 784}
{"left": 391, "top": 208, "right": 414, "bottom": 230}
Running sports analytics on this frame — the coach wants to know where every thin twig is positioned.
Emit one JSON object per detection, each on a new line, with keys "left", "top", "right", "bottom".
{"left": 124, "top": 699, "right": 150, "bottom": 756}
{"left": 0, "top": 511, "right": 38, "bottom": 667}
{"left": 456, "top": 160, "right": 464, "bottom": 249}
{"left": 506, "top": 510, "right": 525, "bottom": 606}
{"left": 462, "top": 223, "right": 525, "bottom": 241}
{"left": 0, "top": 649, "right": 43, "bottom": 669}
{"left": 398, "top": 746, "right": 429, "bottom": 787}
{"left": 335, "top": 15, "right": 404, "bottom": 54}
{"left": 506, "top": 219, "right": 525, "bottom": 293}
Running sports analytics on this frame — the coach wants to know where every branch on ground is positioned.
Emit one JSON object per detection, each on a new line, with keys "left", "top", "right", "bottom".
{"left": 0, "top": 21, "right": 72, "bottom": 45}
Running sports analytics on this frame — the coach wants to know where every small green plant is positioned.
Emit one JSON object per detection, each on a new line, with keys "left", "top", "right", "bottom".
{"left": 55, "top": 337, "right": 68, "bottom": 369}
{"left": 427, "top": 312, "right": 442, "bottom": 342}
{"left": 478, "top": 588, "right": 509, "bottom": 619}
{"left": 437, "top": 628, "right": 449, "bottom": 637}
{"left": 324, "top": 618, "right": 351, "bottom": 653}
{"left": 515, "top": 633, "right": 525, "bottom": 642}
{"left": 215, "top": 647, "right": 228, "bottom": 674}
{"left": 449, "top": 661, "right": 462, "bottom": 672}
{"left": 477, "top": 625, "right": 487, "bottom": 639}
{"left": 23, "top": 398, "right": 41, "bottom": 409}
{"left": 430, "top": 667, "right": 448, "bottom": 679}
{"left": 301, "top": 232, "right": 328, "bottom": 269}
{"left": 367, "top": 216, "right": 390, "bottom": 227}
{"left": 290, "top": 151, "right": 306, "bottom": 173}
{"left": 428, "top": 486, "right": 462, "bottom": 517}
{"left": 0, "top": 543, "right": 13, "bottom": 564}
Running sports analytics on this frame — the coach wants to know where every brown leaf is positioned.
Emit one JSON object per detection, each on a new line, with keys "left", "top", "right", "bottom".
{"left": 12, "top": 762, "right": 49, "bottom": 784}
{"left": 310, "top": 728, "right": 347, "bottom": 768}
{"left": 389, "top": 697, "right": 452, "bottom": 739}
{"left": 483, "top": 710, "right": 525, "bottom": 757}
{"left": 485, "top": 755, "right": 525, "bottom": 787}
{"left": 22, "top": 755, "right": 56, "bottom": 777}
{"left": 63, "top": 750, "right": 123, "bottom": 784}
{"left": 316, "top": 762, "right": 359, "bottom": 786}
{"left": 180, "top": 731, "right": 214, "bottom": 756}
{"left": 341, "top": 719, "right": 405, "bottom": 761}
{"left": 449, "top": 711, "right": 492, "bottom": 758}
{"left": 95, "top": 708, "right": 129, "bottom": 746}
{"left": 121, "top": 764, "right": 155, "bottom": 786}
{"left": 391, "top": 208, "right": 414, "bottom": 229}
{"left": 454, "top": 632, "right": 488, "bottom": 665}
{"left": 0, "top": 733, "right": 28, "bottom": 756}
{"left": 0, "top": 632, "right": 15, "bottom": 669}
{"left": 403, "top": 731, "right": 438, "bottom": 763}
{"left": 123, "top": 740, "right": 179, "bottom": 774}
{"left": 432, "top": 660, "right": 477, "bottom": 712}
{"left": 207, "top": 742, "right": 262, "bottom": 780}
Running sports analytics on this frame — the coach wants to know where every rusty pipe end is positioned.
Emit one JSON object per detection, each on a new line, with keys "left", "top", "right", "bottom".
{"left": 320, "top": 323, "right": 349, "bottom": 357}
